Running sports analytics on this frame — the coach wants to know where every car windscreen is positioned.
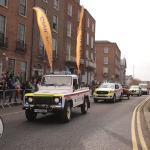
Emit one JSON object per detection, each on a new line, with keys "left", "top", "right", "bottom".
{"left": 130, "top": 86, "right": 139, "bottom": 89}
{"left": 100, "top": 84, "right": 115, "bottom": 89}
{"left": 139, "top": 85, "right": 147, "bottom": 88}
{"left": 41, "top": 76, "right": 72, "bottom": 86}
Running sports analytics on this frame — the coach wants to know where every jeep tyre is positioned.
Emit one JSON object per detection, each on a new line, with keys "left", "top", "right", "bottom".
{"left": 94, "top": 98, "right": 98, "bottom": 103}
{"left": 111, "top": 95, "right": 116, "bottom": 103}
{"left": 119, "top": 94, "right": 122, "bottom": 101}
{"left": 62, "top": 102, "right": 72, "bottom": 123}
{"left": 81, "top": 99, "right": 88, "bottom": 114}
{"left": 25, "top": 110, "right": 37, "bottom": 121}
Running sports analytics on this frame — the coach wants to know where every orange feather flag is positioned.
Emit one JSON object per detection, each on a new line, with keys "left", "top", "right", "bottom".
{"left": 76, "top": 5, "right": 84, "bottom": 74}
{"left": 33, "top": 7, "right": 53, "bottom": 72}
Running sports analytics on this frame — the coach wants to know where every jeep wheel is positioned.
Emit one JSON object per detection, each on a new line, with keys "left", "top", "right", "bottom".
{"left": 81, "top": 99, "right": 88, "bottom": 114}
{"left": 62, "top": 102, "right": 72, "bottom": 123}
{"left": 119, "top": 94, "right": 122, "bottom": 101}
{"left": 25, "top": 110, "right": 37, "bottom": 121}
{"left": 111, "top": 95, "right": 116, "bottom": 103}
{"left": 94, "top": 98, "right": 98, "bottom": 103}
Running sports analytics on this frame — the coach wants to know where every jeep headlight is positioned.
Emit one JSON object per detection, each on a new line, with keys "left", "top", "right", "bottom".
{"left": 54, "top": 98, "right": 59, "bottom": 103}
{"left": 28, "top": 97, "right": 33, "bottom": 103}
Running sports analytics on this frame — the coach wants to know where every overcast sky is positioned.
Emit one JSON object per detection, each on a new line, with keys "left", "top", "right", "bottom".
{"left": 80, "top": 0, "right": 150, "bottom": 81}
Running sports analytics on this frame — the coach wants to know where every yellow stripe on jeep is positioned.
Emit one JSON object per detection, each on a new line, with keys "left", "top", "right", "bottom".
{"left": 53, "top": 94, "right": 63, "bottom": 97}
{"left": 33, "top": 93, "right": 53, "bottom": 97}
{"left": 25, "top": 93, "right": 34, "bottom": 96}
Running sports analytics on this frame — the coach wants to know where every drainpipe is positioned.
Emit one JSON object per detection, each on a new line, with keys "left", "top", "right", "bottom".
{"left": 30, "top": 0, "right": 36, "bottom": 78}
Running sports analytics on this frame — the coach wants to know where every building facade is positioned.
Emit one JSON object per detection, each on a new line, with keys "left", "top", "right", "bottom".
{"left": 0, "top": 0, "right": 34, "bottom": 81}
{"left": 120, "top": 57, "right": 127, "bottom": 85}
{"left": 0, "top": 0, "right": 96, "bottom": 84}
{"left": 95, "top": 41, "right": 121, "bottom": 83}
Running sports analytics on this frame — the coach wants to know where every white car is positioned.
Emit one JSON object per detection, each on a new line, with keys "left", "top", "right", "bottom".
{"left": 129, "top": 85, "right": 142, "bottom": 96}
{"left": 93, "top": 83, "right": 123, "bottom": 103}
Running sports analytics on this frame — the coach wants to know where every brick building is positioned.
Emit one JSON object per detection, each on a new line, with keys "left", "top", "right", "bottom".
{"left": 0, "top": 0, "right": 34, "bottom": 81}
{"left": 0, "top": 0, "right": 96, "bottom": 84}
{"left": 95, "top": 41, "right": 121, "bottom": 83}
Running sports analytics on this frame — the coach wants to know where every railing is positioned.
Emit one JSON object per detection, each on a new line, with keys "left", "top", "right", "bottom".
{"left": 102, "top": 72, "right": 109, "bottom": 77}
{"left": 0, "top": 89, "right": 34, "bottom": 108}
{"left": 16, "top": 40, "right": 27, "bottom": 53}
{"left": 66, "top": 55, "right": 84, "bottom": 64}
{"left": 86, "top": 60, "right": 96, "bottom": 68}
{"left": 0, "top": 33, "right": 8, "bottom": 48}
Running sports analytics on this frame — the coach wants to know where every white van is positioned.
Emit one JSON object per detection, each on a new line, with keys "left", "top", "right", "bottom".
{"left": 139, "top": 83, "right": 149, "bottom": 95}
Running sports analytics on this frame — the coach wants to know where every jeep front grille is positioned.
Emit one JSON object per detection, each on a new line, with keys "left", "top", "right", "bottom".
{"left": 96, "top": 91, "right": 108, "bottom": 94}
{"left": 33, "top": 97, "right": 53, "bottom": 105}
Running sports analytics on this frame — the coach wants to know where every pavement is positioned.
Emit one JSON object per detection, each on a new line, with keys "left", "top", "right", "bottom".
{"left": 144, "top": 98, "right": 150, "bottom": 133}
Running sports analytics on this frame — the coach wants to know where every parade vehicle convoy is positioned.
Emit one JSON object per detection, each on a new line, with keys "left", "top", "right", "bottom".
{"left": 93, "top": 83, "right": 123, "bottom": 103}
{"left": 23, "top": 72, "right": 90, "bottom": 123}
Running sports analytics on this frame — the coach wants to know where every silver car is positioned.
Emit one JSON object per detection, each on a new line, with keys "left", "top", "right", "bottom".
{"left": 129, "top": 85, "right": 142, "bottom": 96}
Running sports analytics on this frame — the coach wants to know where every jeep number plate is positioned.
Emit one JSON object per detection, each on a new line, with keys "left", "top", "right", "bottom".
{"left": 34, "top": 109, "right": 47, "bottom": 113}
{"left": 99, "top": 94, "right": 105, "bottom": 96}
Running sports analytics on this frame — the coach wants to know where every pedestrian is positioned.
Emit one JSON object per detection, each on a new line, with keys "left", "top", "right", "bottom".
{"left": 8, "top": 74, "right": 15, "bottom": 103}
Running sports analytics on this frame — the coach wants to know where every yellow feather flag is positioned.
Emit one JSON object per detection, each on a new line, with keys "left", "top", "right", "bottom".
{"left": 76, "top": 5, "right": 84, "bottom": 74}
{"left": 33, "top": 7, "right": 53, "bottom": 72}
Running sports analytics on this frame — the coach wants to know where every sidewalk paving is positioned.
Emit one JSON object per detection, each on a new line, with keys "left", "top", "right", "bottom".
{"left": 144, "top": 99, "right": 150, "bottom": 133}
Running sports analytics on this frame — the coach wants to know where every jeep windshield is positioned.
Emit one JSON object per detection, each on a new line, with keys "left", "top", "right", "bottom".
{"left": 100, "top": 83, "right": 115, "bottom": 89}
{"left": 41, "top": 76, "right": 72, "bottom": 86}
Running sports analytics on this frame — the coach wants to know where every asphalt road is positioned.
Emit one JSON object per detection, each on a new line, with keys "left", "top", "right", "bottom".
{"left": 0, "top": 95, "right": 150, "bottom": 150}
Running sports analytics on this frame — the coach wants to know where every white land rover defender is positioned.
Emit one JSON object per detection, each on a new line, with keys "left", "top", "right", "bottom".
{"left": 23, "top": 72, "right": 90, "bottom": 123}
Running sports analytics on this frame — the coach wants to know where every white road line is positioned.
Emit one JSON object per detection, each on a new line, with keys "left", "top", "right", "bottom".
{"left": 137, "top": 98, "right": 149, "bottom": 150}
{"left": 131, "top": 97, "right": 148, "bottom": 150}
{"left": 0, "top": 110, "right": 24, "bottom": 117}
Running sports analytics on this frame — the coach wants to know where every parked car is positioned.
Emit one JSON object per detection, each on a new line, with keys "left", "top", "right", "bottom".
{"left": 122, "top": 85, "right": 130, "bottom": 99}
{"left": 139, "top": 83, "right": 149, "bottom": 95}
{"left": 129, "top": 85, "right": 142, "bottom": 96}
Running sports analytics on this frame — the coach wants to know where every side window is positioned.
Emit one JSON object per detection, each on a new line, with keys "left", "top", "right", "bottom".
{"left": 115, "top": 84, "right": 119, "bottom": 89}
{"left": 73, "top": 79, "right": 78, "bottom": 90}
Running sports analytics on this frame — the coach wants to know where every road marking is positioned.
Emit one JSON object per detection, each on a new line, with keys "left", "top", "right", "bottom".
{"left": 137, "top": 98, "right": 148, "bottom": 150}
{"left": 1, "top": 111, "right": 24, "bottom": 117}
{"left": 131, "top": 106, "right": 138, "bottom": 150}
{"left": 131, "top": 97, "right": 150, "bottom": 150}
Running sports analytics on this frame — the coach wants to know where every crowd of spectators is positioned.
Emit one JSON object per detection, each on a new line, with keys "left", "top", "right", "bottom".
{"left": 0, "top": 71, "right": 41, "bottom": 103}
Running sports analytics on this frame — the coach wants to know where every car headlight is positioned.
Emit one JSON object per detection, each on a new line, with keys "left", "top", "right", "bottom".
{"left": 108, "top": 91, "right": 112, "bottom": 93}
{"left": 28, "top": 97, "right": 33, "bottom": 103}
{"left": 54, "top": 98, "right": 59, "bottom": 103}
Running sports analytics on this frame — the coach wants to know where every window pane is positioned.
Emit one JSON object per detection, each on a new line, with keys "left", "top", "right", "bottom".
{"left": 103, "top": 67, "right": 108, "bottom": 73}
{"left": 19, "top": 0, "right": 26, "bottom": 15}
{"left": 53, "top": 15, "right": 58, "bottom": 30}
{"left": 18, "top": 24, "right": 25, "bottom": 41}
{"left": 67, "top": 21, "right": 72, "bottom": 37}
{"left": 68, "top": 4, "right": 72, "bottom": 16}
{"left": 0, "top": 0, "right": 7, "bottom": 6}
{"left": 87, "top": 33, "right": 89, "bottom": 45}
{"left": 0, "top": 15, "right": 5, "bottom": 33}
{"left": 54, "top": 0, "right": 59, "bottom": 9}
{"left": 104, "top": 47, "right": 108, "bottom": 53}
{"left": 104, "top": 57, "right": 108, "bottom": 64}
